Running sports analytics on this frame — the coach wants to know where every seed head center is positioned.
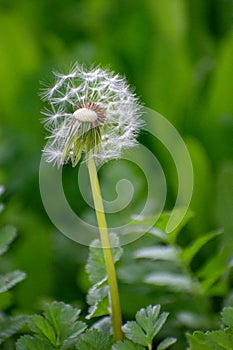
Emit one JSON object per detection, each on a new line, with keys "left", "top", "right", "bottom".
{"left": 73, "top": 108, "right": 98, "bottom": 122}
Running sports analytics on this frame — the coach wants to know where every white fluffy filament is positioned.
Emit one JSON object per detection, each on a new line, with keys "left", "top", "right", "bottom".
{"left": 73, "top": 108, "right": 98, "bottom": 122}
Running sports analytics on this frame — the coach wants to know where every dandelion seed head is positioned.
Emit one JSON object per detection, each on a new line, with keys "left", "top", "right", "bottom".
{"left": 41, "top": 63, "right": 143, "bottom": 167}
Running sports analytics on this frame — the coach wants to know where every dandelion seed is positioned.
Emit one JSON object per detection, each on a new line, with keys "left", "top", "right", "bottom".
{"left": 41, "top": 63, "right": 143, "bottom": 167}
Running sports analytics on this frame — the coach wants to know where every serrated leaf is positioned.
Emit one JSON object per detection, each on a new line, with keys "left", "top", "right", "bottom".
{"left": 180, "top": 230, "right": 222, "bottom": 265}
{"left": 0, "top": 270, "right": 26, "bottom": 293}
{"left": 222, "top": 307, "right": 233, "bottom": 327}
{"left": 135, "top": 305, "right": 161, "bottom": 333}
{"left": 145, "top": 272, "right": 195, "bottom": 292}
{"left": 86, "top": 296, "right": 109, "bottom": 319}
{"left": 86, "top": 233, "right": 123, "bottom": 285}
{"left": 0, "top": 315, "right": 27, "bottom": 344}
{"left": 187, "top": 332, "right": 213, "bottom": 350}
{"left": 123, "top": 305, "right": 169, "bottom": 348}
{"left": 112, "top": 340, "right": 145, "bottom": 350}
{"left": 43, "top": 301, "right": 86, "bottom": 341}
{"left": 92, "top": 316, "right": 111, "bottom": 334}
{"left": 187, "top": 329, "right": 233, "bottom": 350}
{"left": 28, "top": 302, "right": 86, "bottom": 347}
{"left": 136, "top": 306, "right": 169, "bottom": 342}
{"left": 157, "top": 337, "right": 177, "bottom": 350}
{"left": 0, "top": 226, "right": 17, "bottom": 256}
{"left": 122, "top": 321, "right": 148, "bottom": 346}
{"left": 86, "top": 278, "right": 108, "bottom": 306}
{"left": 86, "top": 279, "right": 109, "bottom": 319}
{"left": 29, "top": 314, "right": 57, "bottom": 346}
{"left": 16, "top": 335, "right": 55, "bottom": 350}
{"left": 75, "top": 328, "right": 112, "bottom": 350}
{"left": 134, "top": 246, "right": 178, "bottom": 262}
{"left": 207, "top": 329, "right": 233, "bottom": 349}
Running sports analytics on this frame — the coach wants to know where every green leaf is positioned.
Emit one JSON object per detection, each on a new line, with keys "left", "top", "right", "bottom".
{"left": 187, "top": 332, "right": 213, "bottom": 350}
{"left": 91, "top": 316, "right": 111, "bottom": 334}
{"left": 122, "top": 305, "right": 171, "bottom": 348}
{"left": 134, "top": 246, "right": 178, "bottom": 261}
{"left": 27, "top": 302, "right": 86, "bottom": 347}
{"left": 127, "top": 211, "right": 193, "bottom": 244}
{"left": 180, "top": 230, "right": 222, "bottom": 265}
{"left": 123, "top": 321, "right": 149, "bottom": 346}
{"left": 136, "top": 305, "right": 168, "bottom": 341}
{"left": 86, "top": 295, "right": 109, "bottom": 319}
{"left": 124, "top": 216, "right": 168, "bottom": 242}
{"left": 152, "top": 210, "right": 193, "bottom": 244}
{"left": 187, "top": 329, "right": 233, "bottom": 350}
{"left": 0, "top": 270, "right": 26, "bottom": 293}
{"left": 29, "top": 314, "right": 57, "bottom": 346}
{"left": 0, "top": 315, "right": 27, "bottom": 344}
{"left": 0, "top": 226, "right": 17, "bottom": 256}
{"left": 222, "top": 307, "right": 233, "bottom": 327}
{"left": 86, "top": 279, "right": 109, "bottom": 319}
{"left": 86, "top": 233, "right": 123, "bottom": 284}
{"left": 43, "top": 301, "right": 86, "bottom": 341}
{"left": 187, "top": 306, "right": 233, "bottom": 349}
{"left": 145, "top": 272, "right": 195, "bottom": 292}
{"left": 16, "top": 335, "right": 55, "bottom": 350}
{"left": 157, "top": 337, "right": 177, "bottom": 350}
{"left": 75, "top": 328, "right": 112, "bottom": 350}
{"left": 112, "top": 340, "right": 145, "bottom": 350}
{"left": 207, "top": 329, "right": 233, "bottom": 349}
{"left": 86, "top": 278, "right": 108, "bottom": 306}
{"left": 198, "top": 252, "right": 229, "bottom": 293}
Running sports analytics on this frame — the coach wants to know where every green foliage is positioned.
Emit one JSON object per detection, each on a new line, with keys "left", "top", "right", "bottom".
{"left": 117, "top": 211, "right": 232, "bottom": 349}
{"left": 187, "top": 307, "right": 233, "bottom": 350}
{"left": 0, "top": 192, "right": 28, "bottom": 346}
{"left": 113, "top": 340, "right": 145, "bottom": 350}
{"left": 0, "top": 270, "right": 26, "bottom": 294}
{"left": 0, "top": 226, "right": 17, "bottom": 256}
{"left": 14, "top": 299, "right": 175, "bottom": 350}
{"left": 0, "top": 315, "right": 27, "bottom": 345}
{"left": 86, "top": 233, "right": 123, "bottom": 319}
{"left": 0, "top": 196, "right": 26, "bottom": 296}
{"left": 0, "top": 212, "right": 26, "bottom": 294}
{"left": 122, "top": 305, "right": 176, "bottom": 349}
{"left": 0, "top": 0, "right": 232, "bottom": 348}
{"left": 86, "top": 233, "right": 123, "bottom": 284}
{"left": 16, "top": 301, "right": 87, "bottom": 350}
{"left": 132, "top": 211, "right": 229, "bottom": 297}
{"left": 16, "top": 335, "right": 55, "bottom": 350}
{"left": 75, "top": 328, "right": 112, "bottom": 350}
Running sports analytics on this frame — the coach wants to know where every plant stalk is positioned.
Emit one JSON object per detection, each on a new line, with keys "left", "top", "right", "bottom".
{"left": 87, "top": 156, "right": 123, "bottom": 341}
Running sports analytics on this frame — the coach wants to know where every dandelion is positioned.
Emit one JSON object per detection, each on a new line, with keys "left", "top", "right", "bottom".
{"left": 41, "top": 64, "right": 143, "bottom": 167}
{"left": 41, "top": 64, "right": 143, "bottom": 341}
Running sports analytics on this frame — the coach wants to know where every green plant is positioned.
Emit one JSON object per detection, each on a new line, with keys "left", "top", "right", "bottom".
{"left": 187, "top": 307, "right": 233, "bottom": 350}
{"left": 114, "top": 211, "right": 232, "bottom": 349}
{"left": 15, "top": 301, "right": 175, "bottom": 350}
{"left": 0, "top": 187, "right": 27, "bottom": 346}
{"left": 15, "top": 232, "right": 176, "bottom": 349}
{"left": 131, "top": 211, "right": 227, "bottom": 297}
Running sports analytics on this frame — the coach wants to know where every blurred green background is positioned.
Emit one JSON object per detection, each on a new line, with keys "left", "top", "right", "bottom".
{"left": 0, "top": 0, "right": 232, "bottom": 345}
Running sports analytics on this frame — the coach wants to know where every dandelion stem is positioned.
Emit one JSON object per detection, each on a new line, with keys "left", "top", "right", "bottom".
{"left": 87, "top": 156, "right": 123, "bottom": 341}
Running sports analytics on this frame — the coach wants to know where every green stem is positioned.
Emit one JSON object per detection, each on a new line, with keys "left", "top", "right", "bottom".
{"left": 87, "top": 156, "right": 123, "bottom": 341}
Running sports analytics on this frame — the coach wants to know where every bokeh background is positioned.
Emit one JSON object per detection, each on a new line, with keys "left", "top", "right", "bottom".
{"left": 0, "top": 0, "right": 232, "bottom": 348}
